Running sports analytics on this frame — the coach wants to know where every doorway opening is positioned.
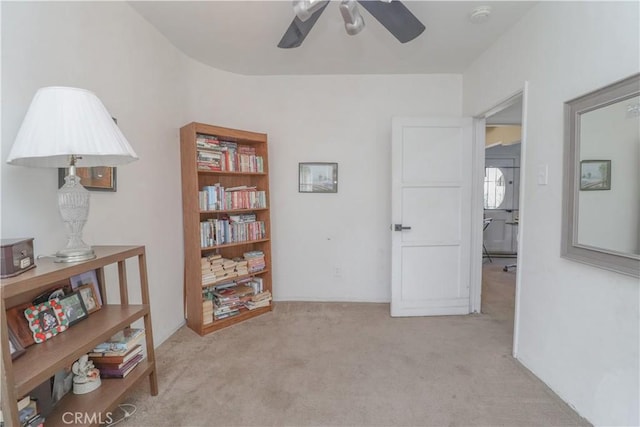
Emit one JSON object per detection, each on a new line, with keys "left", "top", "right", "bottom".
{"left": 479, "top": 94, "right": 523, "bottom": 342}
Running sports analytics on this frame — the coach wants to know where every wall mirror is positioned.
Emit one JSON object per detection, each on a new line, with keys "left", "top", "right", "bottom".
{"left": 562, "top": 73, "right": 640, "bottom": 277}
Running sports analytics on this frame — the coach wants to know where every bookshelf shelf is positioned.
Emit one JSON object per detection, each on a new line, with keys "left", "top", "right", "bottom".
{"left": 0, "top": 245, "right": 158, "bottom": 426}
{"left": 202, "top": 305, "right": 272, "bottom": 334}
{"left": 44, "top": 360, "right": 154, "bottom": 427}
{"left": 13, "top": 305, "right": 149, "bottom": 396}
{"left": 200, "top": 238, "right": 271, "bottom": 252}
{"left": 202, "top": 269, "right": 269, "bottom": 289}
{"left": 197, "top": 170, "right": 267, "bottom": 176}
{"left": 180, "top": 122, "right": 273, "bottom": 336}
{"left": 200, "top": 207, "right": 269, "bottom": 215}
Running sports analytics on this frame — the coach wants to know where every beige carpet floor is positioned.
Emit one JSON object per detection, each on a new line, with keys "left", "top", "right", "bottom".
{"left": 123, "top": 265, "right": 588, "bottom": 426}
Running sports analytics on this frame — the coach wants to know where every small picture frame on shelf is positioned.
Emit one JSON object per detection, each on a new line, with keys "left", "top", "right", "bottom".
{"left": 299, "top": 162, "right": 338, "bottom": 193}
{"left": 8, "top": 326, "right": 26, "bottom": 360}
{"left": 58, "top": 292, "right": 89, "bottom": 326}
{"left": 70, "top": 270, "right": 103, "bottom": 306}
{"left": 77, "top": 284, "right": 101, "bottom": 314}
{"left": 24, "top": 299, "right": 69, "bottom": 343}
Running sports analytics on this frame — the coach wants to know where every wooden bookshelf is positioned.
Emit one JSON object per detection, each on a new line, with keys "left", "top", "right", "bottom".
{"left": 0, "top": 246, "right": 158, "bottom": 426}
{"left": 180, "top": 122, "right": 273, "bottom": 335}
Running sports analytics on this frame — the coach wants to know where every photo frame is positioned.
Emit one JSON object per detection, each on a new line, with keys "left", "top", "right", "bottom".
{"left": 8, "top": 326, "right": 26, "bottom": 360}
{"left": 299, "top": 162, "right": 338, "bottom": 193}
{"left": 580, "top": 160, "right": 611, "bottom": 191}
{"left": 58, "top": 167, "right": 116, "bottom": 191}
{"left": 24, "top": 299, "right": 68, "bottom": 343}
{"left": 77, "top": 284, "right": 101, "bottom": 314}
{"left": 70, "top": 270, "right": 103, "bottom": 306}
{"left": 7, "top": 303, "right": 36, "bottom": 348}
{"left": 58, "top": 292, "right": 89, "bottom": 326}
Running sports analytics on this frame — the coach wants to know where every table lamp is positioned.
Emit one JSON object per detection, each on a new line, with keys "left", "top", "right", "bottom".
{"left": 6, "top": 87, "right": 138, "bottom": 263}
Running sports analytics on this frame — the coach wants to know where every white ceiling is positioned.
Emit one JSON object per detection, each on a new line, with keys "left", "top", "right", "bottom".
{"left": 129, "top": 1, "right": 537, "bottom": 76}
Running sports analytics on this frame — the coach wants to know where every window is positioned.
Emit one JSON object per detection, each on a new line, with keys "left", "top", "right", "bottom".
{"left": 484, "top": 167, "right": 505, "bottom": 209}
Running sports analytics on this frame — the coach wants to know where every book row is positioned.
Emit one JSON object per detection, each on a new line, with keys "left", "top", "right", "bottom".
{"left": 199, "top": 184, "right": 267, "bottom": 211}
{"left": 196, "top": 134, "right": 264, "bottom": 173}
{"left": 200, "top": 217, "right": 266, "bottom": 248}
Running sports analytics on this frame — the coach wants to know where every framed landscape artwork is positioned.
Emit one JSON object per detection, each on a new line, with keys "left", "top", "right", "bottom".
{"left": 299, "top": 162, "right": 338, "bottom": 193}
{"left": 580, "top": 160, "right": 611, "bottom": 191}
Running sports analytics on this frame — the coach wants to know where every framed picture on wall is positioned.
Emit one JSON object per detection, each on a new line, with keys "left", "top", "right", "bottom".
{"left": 298, "top": 162, "right": 338, "bottom": 193}
{"left": 57, "top": 116, "right": 119, "bottom": 191}
{"left": 58, "top": 166, "right": 117, "bottom": 191}
{"left": 580, "top": 160, "right": 611, "bottom": 191}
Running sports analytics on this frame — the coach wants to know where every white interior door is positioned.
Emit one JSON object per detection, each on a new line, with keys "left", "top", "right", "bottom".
{"left": 391, "top": 117, "right": 473, "bottom": 317}
{"left": 484, "top": 158, "right": 517, "bottom": 254}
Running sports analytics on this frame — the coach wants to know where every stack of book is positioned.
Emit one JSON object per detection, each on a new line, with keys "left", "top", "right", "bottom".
{"left": 88, "top": 328, "right": 145, "bottom": 379}
{"left": 235, "top": 259, "right": 249, "bottom": 276}
{"left": 15, "top": 396, "right": 44, "bottom": 427}
{"left": 197, "top": 149, "right": 222, "bottom": 172}
{"left": 201, "top": 255, "right": 259, "bottom": 287}
{"left": 201, "top": 254, "right": 223, "bottom": 286}
{"left": 196, "top": 134, "right": 223, "bottom": 172}
{"left": 212, "top": 283, "right": 255, "bottom": 320}
{"left": 244, "top": 251, "right": 266, "bottom": 272}
{"left": 196, "top": 134, "right": 220, "bottom": 150}
{"left": 245, "top": 290, "right": 272, "bottom": 311}
{"left": 202, "top": 299, "right": 214, "bottom": 325}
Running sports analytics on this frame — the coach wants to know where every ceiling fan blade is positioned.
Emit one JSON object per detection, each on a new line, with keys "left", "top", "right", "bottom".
{"left": 357, "top": 0, "right": 425, "bottom": 43}
{"left": 278, "top": 2, "right": 330, "bottom": 49}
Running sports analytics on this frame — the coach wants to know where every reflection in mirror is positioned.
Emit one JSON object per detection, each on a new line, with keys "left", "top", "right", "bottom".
{"left": 562, "top": 73, "right": 640, "bottom": 277}
{"left": 577, "top": 95, "right": 640, "bottom": 255}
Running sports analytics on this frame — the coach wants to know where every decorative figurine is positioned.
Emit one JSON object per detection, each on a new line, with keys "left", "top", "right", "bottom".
{"left": 72, "top": 354, "right": 101, "bottom": 394}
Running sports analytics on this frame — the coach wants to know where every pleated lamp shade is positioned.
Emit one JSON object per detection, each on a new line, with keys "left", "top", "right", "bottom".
{"left": 6, "top": 87, "right": 138, "bottom": 167}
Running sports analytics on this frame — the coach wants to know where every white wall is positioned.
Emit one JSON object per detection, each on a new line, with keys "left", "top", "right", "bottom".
{"left": 464, "top": 2, "right": 639, "bottom": 426}
{"left": 1, "top": 2, "right": 462, "bottom": 342}
{"left": 183, "top": 63, "right": 461, "bottom": 301}
{"left": 1, "top": 1, "right": 188, "bottom": 345}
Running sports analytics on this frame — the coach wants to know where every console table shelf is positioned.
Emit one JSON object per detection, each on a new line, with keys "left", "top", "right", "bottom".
{"left": 0, "top": 245, "right": 158, "bottom": 426}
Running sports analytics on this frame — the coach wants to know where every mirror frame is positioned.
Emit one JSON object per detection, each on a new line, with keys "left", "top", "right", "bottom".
{"left": 561, "top": 73, "right": 640, "bottom": 277}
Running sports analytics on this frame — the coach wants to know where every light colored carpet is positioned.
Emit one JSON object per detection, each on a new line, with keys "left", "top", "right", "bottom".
{"left": 123, "top": 268, "right": 588, "bottom": 426}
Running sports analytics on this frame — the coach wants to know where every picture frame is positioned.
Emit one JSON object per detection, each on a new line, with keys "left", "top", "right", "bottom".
{"left": 299, "top": 162, "right": 338, "bottom": 193}
{"left": 58, "top": 292, "right": 89, "bottom": 326}
{"left": 580, "top": 160, "right": 611, "bottom": 191}
{"left": 57, "top": 117, "right": 119, "bottom": 192}
{"left": 70, "top": 270, "right": 103, "bottom": 306}
{"left": 58, "top": 167, "right": 117, "bottom": 192}
{"left": 24, "top": 299, "right": 69, "bottom": 343}
{"left": 7, "top": 303, "right": 36, "bottom": 348}
{"left": 8, "top": 326, "right": 26, "bottom": 360}
{"left": 77, "top": 284, "right": 101, "bottom": 314}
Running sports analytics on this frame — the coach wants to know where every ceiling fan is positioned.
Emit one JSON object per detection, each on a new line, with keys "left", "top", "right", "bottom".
{"left": 278, "top": 0, "right": 426, "bottom": 49}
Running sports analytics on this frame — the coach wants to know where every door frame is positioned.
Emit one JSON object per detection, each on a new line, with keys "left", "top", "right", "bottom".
{"left": 469, "top": 83, "right": 529, "bottom": 358}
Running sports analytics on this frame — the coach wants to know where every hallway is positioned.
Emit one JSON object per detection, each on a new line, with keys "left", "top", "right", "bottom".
{"left": 482, "top": 258, "right": 517, "bottom": 328}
